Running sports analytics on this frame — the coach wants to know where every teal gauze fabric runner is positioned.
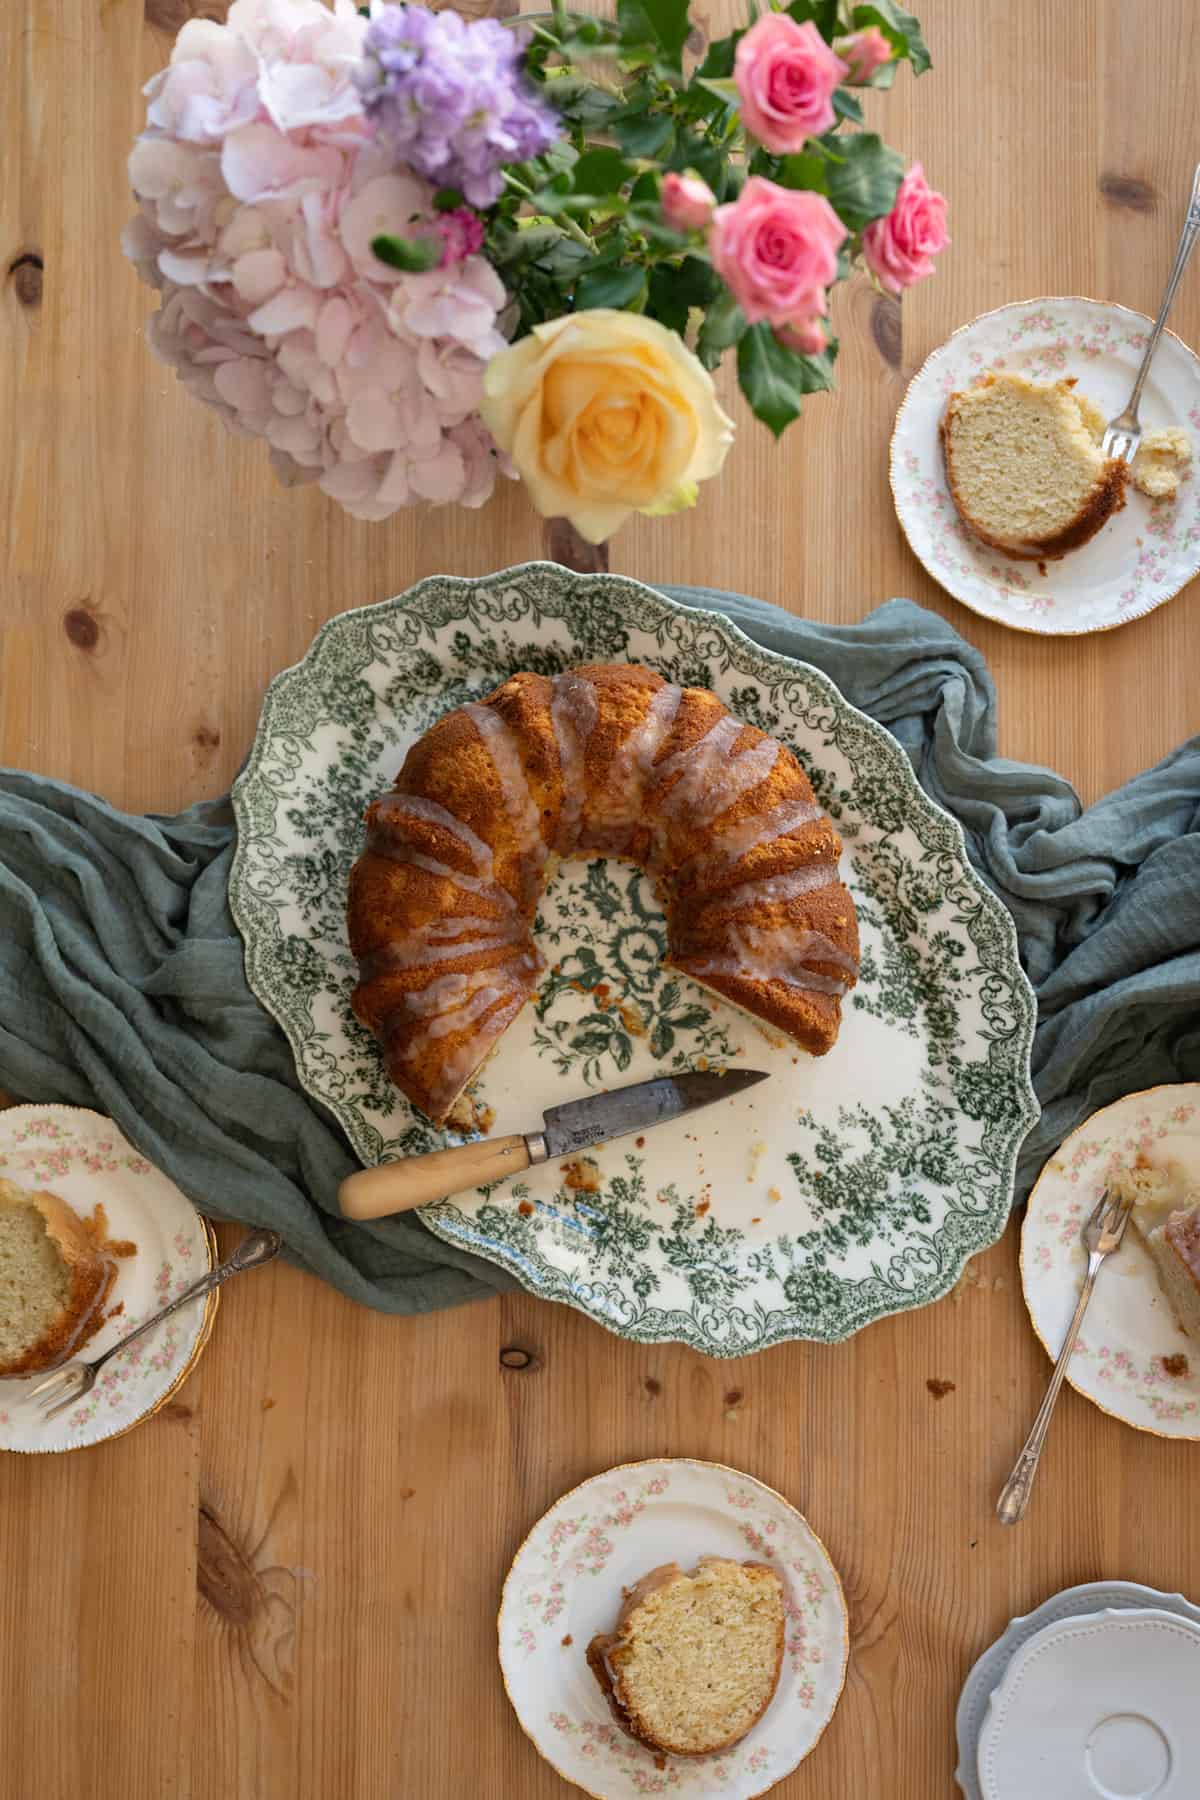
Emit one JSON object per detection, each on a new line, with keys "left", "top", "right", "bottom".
{"left": 1, "top": 592, "right": 1197, "bottom": 1315}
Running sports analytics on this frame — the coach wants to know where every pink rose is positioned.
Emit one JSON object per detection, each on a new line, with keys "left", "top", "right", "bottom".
{"left": 775, "top": 315, "right": 827, "bottom": 356}
{"left": 661, "top": 171, "right": 716, "bottom": 233}
{"left": 734, "top": 16, "right": 848, "bottom": 154}
{"left": 862, "top": 162, "right": 949, "bottom": 293}
{"left": 833, "top": 26, "right": 895, "bottom": 84}
{"left": 709, "top": 177, "right": 847, "bottom": 326}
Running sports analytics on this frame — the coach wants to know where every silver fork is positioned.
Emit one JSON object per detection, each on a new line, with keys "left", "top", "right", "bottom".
{"left": 997, "top": 1185, "right": 1134, "bottom": 1526}
{"left": 1102, "top": 161, "right": 1200, "bottom": 466}
{"left": 26, "top": 1227, "right": 283, "bottom": 1421}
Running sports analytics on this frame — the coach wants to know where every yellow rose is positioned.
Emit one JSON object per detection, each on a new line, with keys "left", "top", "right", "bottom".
{"left": 481, "top": 309, "right": 734, "bottom": 543}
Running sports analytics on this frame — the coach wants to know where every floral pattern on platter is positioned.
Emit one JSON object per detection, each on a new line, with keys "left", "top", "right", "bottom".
{"left": 1021, "top": 1085, "right": 1200, "bottom": 1438}
{"left": 0, "top": 1107, "right": 215, "bottom": 1455}
{"left": 229, "top": 566, "right": 1037, "bottom": 1355}
{"left": 891, "top": 297, "right": 1200, "bottom": 636}
{"left": 499, "top": 1459, "right": 848, "bottom": 1800}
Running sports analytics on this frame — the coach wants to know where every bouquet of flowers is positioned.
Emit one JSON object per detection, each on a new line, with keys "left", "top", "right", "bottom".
{"left": 123, "top": 0, "right": 946, "bottom": 541}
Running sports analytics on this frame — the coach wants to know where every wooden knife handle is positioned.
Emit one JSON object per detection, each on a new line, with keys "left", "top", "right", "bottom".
{"left": 338, "top": 1134, "right": 532, "bottom": 1220}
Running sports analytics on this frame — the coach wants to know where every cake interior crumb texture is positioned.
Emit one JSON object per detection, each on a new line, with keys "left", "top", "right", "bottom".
{"left": 1119, "top": 1161, "right": 1200, "bottom": 1340}
{"left": 0, "top": 1186, "right": 74, "bottom": 1367}
{"left": 592, "top": 1558, "right": 784, "bottom": 1757}
{"left": 942, "top": 371, "right": 1127, "bottom": 557}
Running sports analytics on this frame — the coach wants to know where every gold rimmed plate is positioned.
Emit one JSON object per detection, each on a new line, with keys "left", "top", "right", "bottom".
{"left": 1021, "top": 1084, "right": 1200, "bottom": 1438}
{"left": 0, "top": 1106, "right": 218, "bottom": 1453}
{"left": 497, "top": 1457, "right": 849, "bottom": 1800}
{"left": 891, "top": 297, "right": 1200, "bottom": 635}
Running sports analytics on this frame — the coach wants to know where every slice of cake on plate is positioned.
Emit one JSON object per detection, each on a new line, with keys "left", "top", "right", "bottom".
{"left": 0, "top": 1178, "right": 117, "bottom": 1377}
{"left": 1115, "top": 1161, "right": 1200, "bottom": 1340}
{"left": 586, "top": 1556, "right": 784, "bottom": 1758}
{"left": 941, "top": 371, "right": 1127, "bottom": 558}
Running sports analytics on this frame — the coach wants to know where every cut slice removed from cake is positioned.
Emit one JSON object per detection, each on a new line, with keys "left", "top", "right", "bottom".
{"left": 586, "top": 1557, "right": 784, "bottom": 1758}
{"left": 941, "top": 370, "right": 1127, "bottom": 558}
{"left": 0, "top": 1178, "right": 116, "bottom": 1378}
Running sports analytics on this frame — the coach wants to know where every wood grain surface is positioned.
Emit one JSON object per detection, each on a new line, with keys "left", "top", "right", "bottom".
{"left": 2, "top": 3, "right": 1199, "bottom": 1797}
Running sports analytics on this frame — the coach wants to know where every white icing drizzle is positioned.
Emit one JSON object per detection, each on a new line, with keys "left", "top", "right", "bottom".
{"left": 357, "top": 920, "right": 527, "bottom": 986}
{"left": 462, "top": 702, "right": 548, "bottom": 905}
{"left": 675, "top": 796, "right": 824, "bottom": 886}
{"left": 367, "top": 841, "right": 518, "bottom": 909}
{"left": 374, "top": 793, "right": 494, "bottom": 875}
{"left": 713, "top": 862, "right": 839, "bottom": 912}
{"left": 655, "top": 715, "right": 780, "bottom": 827}
{"left": 579, "top": 681, "right": 683, "bottom": 854}
{"left": 550, "top": 672, "right": 599, "bottom": 854}
{"left": 693, "top": 924, "right": 857, "bottom": 998}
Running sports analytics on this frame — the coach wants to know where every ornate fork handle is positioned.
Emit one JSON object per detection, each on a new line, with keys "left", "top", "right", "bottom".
{"left": 83, "top": 1228, "right": 283, "bottom": 1377}
{"left": 997, "top": 1247, "right": 1103, "bottom": 1526}
{"left": 1121, "top": 161, "right": 1200, "bottom": 422}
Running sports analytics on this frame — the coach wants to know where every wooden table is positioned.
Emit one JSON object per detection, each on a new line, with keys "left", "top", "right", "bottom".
{"left": 3, "top": 2, "right": 1199, "bottom": 1794}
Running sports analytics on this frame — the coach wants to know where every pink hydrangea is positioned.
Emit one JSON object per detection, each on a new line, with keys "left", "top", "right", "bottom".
{"left": 123, "top": 0, "right": 508, "bottom": 521}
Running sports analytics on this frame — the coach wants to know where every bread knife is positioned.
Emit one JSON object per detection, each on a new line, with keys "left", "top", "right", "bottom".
{"left": 338, "top": 1067, "right": 769, "bottom": 1220}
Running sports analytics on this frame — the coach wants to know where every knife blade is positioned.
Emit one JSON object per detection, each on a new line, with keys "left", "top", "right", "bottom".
{"left": 338, "top": 1067, "right": 770, "bottom": 1221}
{"left": 537, "top": 1068, "right": 770, "bottom": 1161}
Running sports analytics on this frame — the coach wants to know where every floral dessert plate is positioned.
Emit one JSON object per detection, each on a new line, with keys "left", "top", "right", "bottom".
{"left": 891, "top": 297, "right": 1200, "bottom": 635}
{"left": 230, "top": 565, "right": 1038, "bottom": 1354}
{"left": 0, "top": 1106, "right": 217, "bottom": 1454}
{"left": 1021, "top": 1084, "right": 1200, "bottom": 1438}
{"left": 497, "top": 1458, "right": 848, "bottom": 1800}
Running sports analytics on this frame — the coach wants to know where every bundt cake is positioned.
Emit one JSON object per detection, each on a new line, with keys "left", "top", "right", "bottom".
{"left": 347, "top": 664, "right": 860, "bottom": 1125}
{"left": 586, "top": 1558, "right": 785, "bottom": 1758}
{"left": 0, "top": 1178, "right": 117, "bottom": 1378}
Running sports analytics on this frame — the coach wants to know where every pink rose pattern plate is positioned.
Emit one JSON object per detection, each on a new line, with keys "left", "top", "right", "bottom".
{"left": 1021, "top": 1085, "right": 1200, "bottom": 1438}
{"left": 891, "top": 298, "right": 1200, "bottom": 635}
{"left": 0, "top": 1107, "right": 216, "bottom": 1454}
{"left": 498, "top": 1458, "right": 849, "bottom": 1799}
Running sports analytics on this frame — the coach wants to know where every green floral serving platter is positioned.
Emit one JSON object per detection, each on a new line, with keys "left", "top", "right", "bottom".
{"left": 229, "top": 564, "right": 1037, "bottom": 1353}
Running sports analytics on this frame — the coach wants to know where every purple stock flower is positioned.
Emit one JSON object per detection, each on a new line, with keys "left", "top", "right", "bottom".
{"left": 357, "top": 3, "right": 560, "bottom": 208}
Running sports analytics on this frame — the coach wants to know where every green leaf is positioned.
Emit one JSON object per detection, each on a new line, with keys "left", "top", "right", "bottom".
{"left": 822, "top": 130, "right": 904, "bottom": 228}
{"left": 832, "top": 88, "right": 865, "bottom": 125}
{"left": 574, "top": 263, "right": 648, "bottom": 311}
{"left": 696, "top": 288, "right": 745, "bottom": 371}
{"left": 695, "top": 75, "right": 740, "bottom": 106}
{"left": 774, "top": 152, "right": 830, "bottom": 195}
{"left": 370, "top": 233, "right": 441, "bottom": 274}
{"left": 539, "top": 76, "right": 622, "bottom": 131}
{"left": 630, "top": 170, "right": 660, "bottom": 204}
{"left": 433, "top": 188, "right": 464, "bottom": 213}
{"left": 794, "top": 340, "right": 839, "bottom": 393}
{"left": 696, "top": 31, "right": 740, "bottom": 79}
{"left": 851, "top": 0, "right": 932, "bottom": 73}
{"left": 647, "top": 255, "right": 719, "bottom": 337}
{"left": 614, "top": 111, "right": 675, "bottom": 158}
{"left": 618, "top": 0, "right": 691, "bottom": 69}
{"left": 572, "top": 147, "right": 635, "bottom": 196}
{"left": 786, "top": 0, "right": 839, "bottom": 36}
{"left": 737, "top": 323, "right": 809, "bottom": 436}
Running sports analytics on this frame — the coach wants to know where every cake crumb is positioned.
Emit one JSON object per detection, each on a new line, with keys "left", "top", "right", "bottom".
{"left": 261, "top": 1397, "right": 276, "bottom": 1412}
{"left": 561, "top": 1634, "right": 573, "bottom": 1648}
{"left": 1162, "top": 1352, "right": 1190, "bottom": 1378}
{"left": 695, "top": 1199, "right": 710, "bottom": 1217}
{"left": 399, "top": 1486, "right": 416, "bottom": 1500}
{"left": 926, "top": 1378, "right": 956, "bottom": 1400}
{"left": 635, "top": 1136, "right": 645, "bottom": 1149}
{"left": 561, "top": 1157, "right": 601, "bottom": 1194}
{"left": 517, "top": 1200, "right": 535, "bottom": 1217}
{"left": 618, "top": 999, "right": 647, "bottom": 1037}
{"left": 767, "top": 1186, "right": 782, "bottom": 1205}
{"left": 644, "top": 1376, "right": 662, "bottom": 1396}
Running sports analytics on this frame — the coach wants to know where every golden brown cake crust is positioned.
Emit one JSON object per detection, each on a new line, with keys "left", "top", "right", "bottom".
{"left": 348, "top": 665, "right": 859, "bottom": 1124}
{"left": 586, "top": 1558, "right": 785, "bottom": 1759}
{"left": 0, "top": 1181, "right": 118, "bottom": 1379}
{"left": 940, "top": 385, "right": 1128, "bottom": 560}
